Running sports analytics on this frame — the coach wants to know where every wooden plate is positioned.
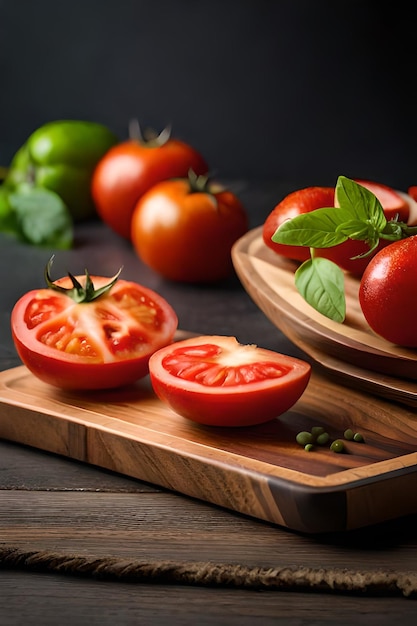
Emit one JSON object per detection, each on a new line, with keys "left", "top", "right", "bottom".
{"left": 232, "top": 227, "right": 417, "bottom": 388}
{"left": 1, "top": 364, "right": 417, "bottom": 534}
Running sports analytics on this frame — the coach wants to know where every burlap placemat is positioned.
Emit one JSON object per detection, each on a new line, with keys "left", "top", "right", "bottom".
{"left": 1, "top": 545, "right": 416, "bottom": 598}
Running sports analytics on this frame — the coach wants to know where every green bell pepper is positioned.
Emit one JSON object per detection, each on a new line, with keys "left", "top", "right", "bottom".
{"left": 5, "top": 120, "right": 118, "bottom": 221}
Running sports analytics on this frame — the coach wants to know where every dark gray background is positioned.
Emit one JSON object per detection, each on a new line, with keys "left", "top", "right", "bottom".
{"left": 1, "top": 0, "right": 416, "bottom": 197}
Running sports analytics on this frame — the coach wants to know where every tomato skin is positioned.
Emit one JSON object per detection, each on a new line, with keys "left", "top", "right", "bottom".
{"left": 263, "top": 187, "right": 335, "bottom": 262}
{"left": 131, "top": 179, "right": 249, "bottom": 283}
{"left": 91, "top": 139, "right": 208, "bottom": 240}
{"left": 355, "top": 179, "right": 409, "bottom": 223}
{"left": 263, "top": 182, "right": 410, "bottom": 276}
{"left": 149, "top": 335, "right": 311, "bottom": 427}
{"left": 316, "top": 237, "right": 391, "bottom": 276}
{"left": 11, "top": 276, "right": 178, "bottom": 390}
{"left": 359, "top": 235, "right": 417, "bottom": 347}
{"left": 408, "top": 186, "right": 417, "bottom": 202}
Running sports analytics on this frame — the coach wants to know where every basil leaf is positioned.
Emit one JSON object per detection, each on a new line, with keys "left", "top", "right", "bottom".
{"left": 0, "top": 187, "right": 19, "bottom": 234}
{"left": 295, "top": 257, "right": 346, "bottom": 323}
{"left": 9, "top": 188, "right": 73, "bottom": 249}
{"left": 336, "top": 219, "right": 373, "bottom": 240}
{"left": 336, "top": 176, "right": 387, "bottom": 229}
{"left": 273, "top": 207, "right": 351, "bottom": 248}
{"left": 382, "top": 220, "right": 405, "bottom": 240}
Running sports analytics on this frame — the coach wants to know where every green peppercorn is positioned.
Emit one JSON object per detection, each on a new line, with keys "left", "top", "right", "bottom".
{"left": 311, "top": 426, "right": 325, "bottom": 438}
{"left": 330, "top": 439, "right": 345, "bottom": 453}
{"left": 344, "top": 428, "right": 354, "bottom": 440}
{"left": 304, "top": 443, "right": 314, "bottom": 452}
{"left": 316, "top": 432, "right": 330, "bottom": 446}
{"left": 353, "top": 432, "right": 364, "bottom": 443}
{"left": 296, "top": 431, "right": 314, "bottom": 446}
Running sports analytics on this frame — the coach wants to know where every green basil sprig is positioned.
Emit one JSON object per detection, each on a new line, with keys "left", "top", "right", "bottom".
{"left": 272, "top": 176, "right": 417, "bottom": 322}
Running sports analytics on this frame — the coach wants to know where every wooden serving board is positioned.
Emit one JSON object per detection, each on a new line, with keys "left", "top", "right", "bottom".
{"left": 232, "top": 227, "right": 417, "bottom": 395}
{"left": 1, "top": 364, "right": 417, "bottom": 534}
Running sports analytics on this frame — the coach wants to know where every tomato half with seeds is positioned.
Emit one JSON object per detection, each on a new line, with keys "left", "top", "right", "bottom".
{"left": 149, "top": 335, "right": 311, "bottom": 427}
{"left": 11, "top": 262, "right": 178, "bottom": 390}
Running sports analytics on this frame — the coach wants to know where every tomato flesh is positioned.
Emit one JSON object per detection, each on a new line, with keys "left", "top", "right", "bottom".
{"left": 11, "top": 276, "right": 178, "bottom": 390}
{"left": 356, "top": 179, "right": 409, "bottom": 222}
{"left": 149, "top": 336, "right": 311, "bottom": 427}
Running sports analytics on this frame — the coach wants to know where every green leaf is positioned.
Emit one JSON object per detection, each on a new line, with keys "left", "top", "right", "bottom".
{"left": 273, "top": 207, "right": 351, "bottom": 248}
{"left": 0, "top": 187, "right": 19, "bottom": 234}
{"left": 336, "top": 176, "right": 387, "bottom": 230}
{"left": 336, "top": 219, "right": 372, "bottom": 240}
{"left": 295, "top": 257, "right": 346, "bottom": 323}
{"left": 9, "top": 188, "right": 73, "bottom": 249}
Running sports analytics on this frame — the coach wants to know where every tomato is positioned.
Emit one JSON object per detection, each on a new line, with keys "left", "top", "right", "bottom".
{"left": 91, "top": 125, "right": 208, "bottom": 240}
{"left": 359, "top": 235, "right": 417, "bottom": 347}
{"left": 407, "top": 186, "right": 417, "bottom": 225}
{"left": 263, "top": 182, "right": 411, "bottom": 276}
{"left": 11, "top": 265, "right": 178, "bottom": 390}
{"left": 130, "top": 173, "right": 249, "bottom": 283}
{"left": 263, "top": 187, "right": 335, "bottom": 262}
{"left": 355, "top": 179, "right": 409, "bottom": 222}
{"left": 408, "top": 186, "right": 417, "bottom": 202}
{"left": 148, "top": 335, "right": 311, "bottom": 427}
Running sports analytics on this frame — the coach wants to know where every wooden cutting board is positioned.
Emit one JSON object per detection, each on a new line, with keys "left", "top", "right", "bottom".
{"left": 1, "top": 363, "right": 417, "bottom": 534}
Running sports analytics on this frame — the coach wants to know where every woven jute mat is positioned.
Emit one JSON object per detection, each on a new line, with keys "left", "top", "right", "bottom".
{"left": 1, "top": 545, "right": 416, "bottom": 598}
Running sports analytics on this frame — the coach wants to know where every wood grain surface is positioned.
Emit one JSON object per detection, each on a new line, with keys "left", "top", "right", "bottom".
{"left": 232, "top": 227, "right": 417, "bottom": 386}
{"left": 1, "top": 362, "right": 417, "bottom": 534}
{"left": 2, "top": 438, "right": 417, "bottom": 625}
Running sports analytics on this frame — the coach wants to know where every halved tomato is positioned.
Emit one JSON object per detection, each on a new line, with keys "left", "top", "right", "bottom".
{"left": 11, "top": 264, "right": 178, "bottom": 390}
{"left": 355, "top": 179, "right": 409, "bottom": 222}
{"left": 148, "top": 335, "right": 311, "bottom": 427}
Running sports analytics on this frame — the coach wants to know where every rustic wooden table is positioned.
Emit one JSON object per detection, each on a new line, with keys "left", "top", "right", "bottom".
{"left": 1, "top": 182, "right": 417, "bottom": 625}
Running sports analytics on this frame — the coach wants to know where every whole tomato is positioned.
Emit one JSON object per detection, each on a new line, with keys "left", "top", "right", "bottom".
{"left": 149, "top": 335, "right": 311, "bottom": 427}
{"left": 263, "top": 182, "right": 411, "bottom": 276}
{"left": 91, "top": 123, "right": 208, "bottom": 239}
{"left": 11, "top": 259, "right": 178, "bottom": 390}
{"left": 130, "top": 172, "right": 249, "bottom": 283}
{"left": 263, "top": 187, "right": 335, "bottom": 262}
{"left": 359, "top": 235, "right": 417, "bottom": 347}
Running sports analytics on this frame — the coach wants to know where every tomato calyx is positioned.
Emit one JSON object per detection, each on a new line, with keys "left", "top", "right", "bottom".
{"left": 186, "top": 169, "right": 220, "bottom": 207}
{"left": 44, "top": 255, "right": 123, "bottom": 303}
{"left": 128, "top": 119, "right": 172, "bottom": 148}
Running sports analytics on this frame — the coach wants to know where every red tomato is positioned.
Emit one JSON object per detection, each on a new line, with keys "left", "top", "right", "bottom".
{"left": 11, "top": 271, "right": 178, "bottom": 390}
{"left": 91, "top": 127, "right": 208, "bottom": 240}
{"left": 130, "top": 175, "right": 249, "bottom": 283}
{"left": 355, "top": 179, "right": 409, "bottom": 222}
{"left": 407, "top": 186, "right": 417, "bottom": 225}
{"left": 148, "top": 335, "right": 311, "bottom": 427}
{"left": 359, "top": 235, "right": 417, "bottom": 347}
{"left": 408, "top": 186, "right": 417, "bottom": 202}
{"left": 316, "top": 235, "right": 392, "bottom": 277}
{"left": 263, "top": 187, "right": 335, "bottom": 262}
{"left": 263, "top": 182, "right": 410, "bottom": 276}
